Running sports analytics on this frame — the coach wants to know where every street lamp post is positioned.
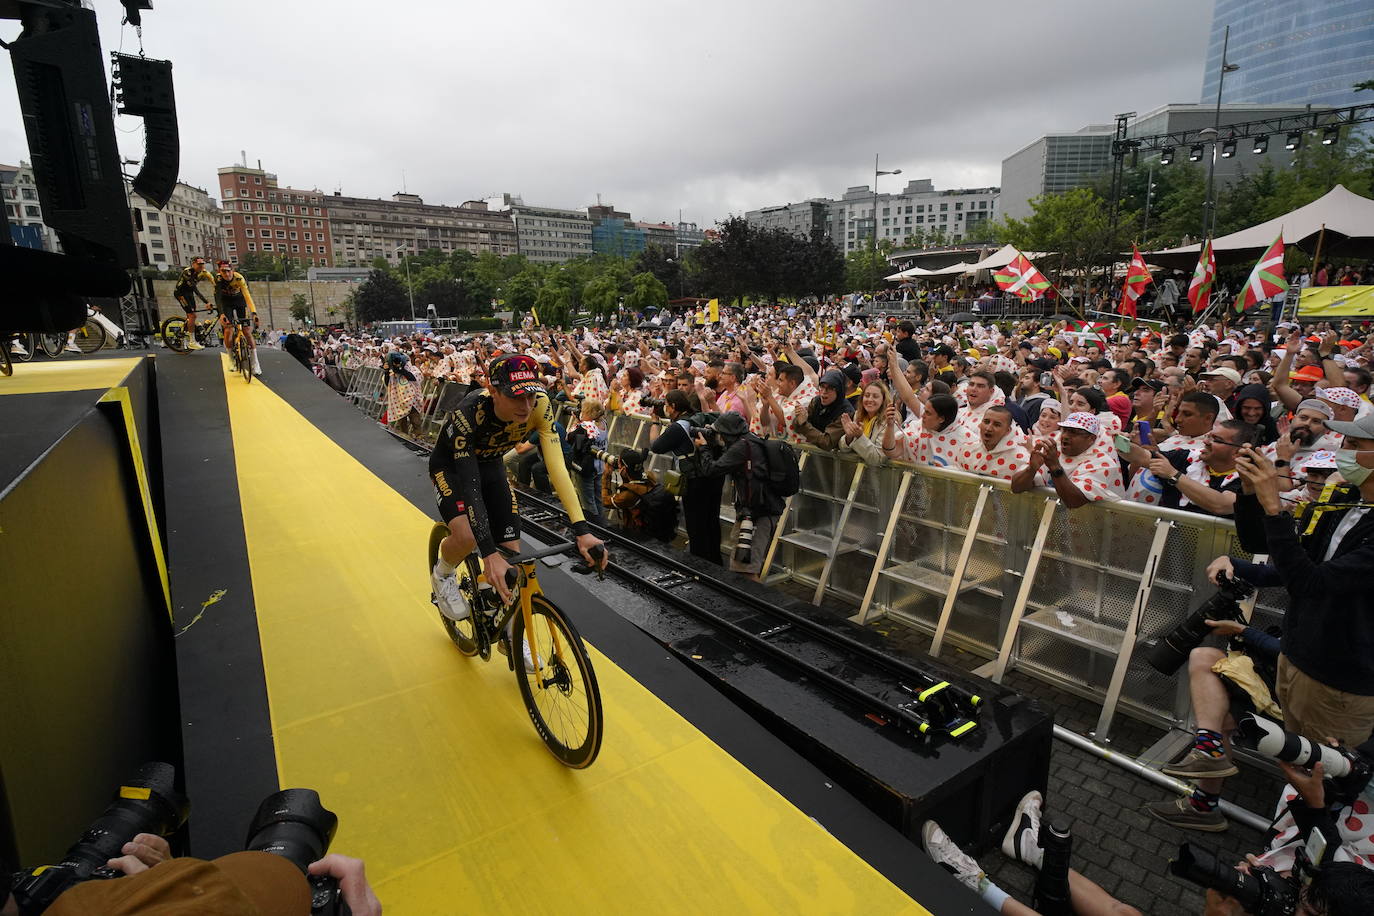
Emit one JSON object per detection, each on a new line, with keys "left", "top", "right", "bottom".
{"left": 1141, "top": 163, "right": 1157, "bottom": 242}
{"left": 871, "top": 154, "right": 902, "bottom": 253}
{"left": 393, "top": 244, "right": 416, "bottom": 323}
{"left": 1202, "top": 24, "right": 1240, "bottom": 240}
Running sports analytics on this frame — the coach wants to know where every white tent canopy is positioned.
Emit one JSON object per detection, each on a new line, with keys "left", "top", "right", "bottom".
{"left": 883, "top": 265, "right": 938, "bottom": 281}
{"left": 925, "top": 260, "right": 978, "bottom": 275}
{"left": 1148, "top": 185, "right": 1374, "bottom": 266}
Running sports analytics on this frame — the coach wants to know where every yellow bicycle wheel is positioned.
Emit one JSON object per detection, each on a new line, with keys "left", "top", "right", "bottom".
{"left": 513, "top": 594, "right": 603, "bottom": 768}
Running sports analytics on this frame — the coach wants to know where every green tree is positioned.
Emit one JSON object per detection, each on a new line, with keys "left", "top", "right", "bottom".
{"left": 581, "top": 274, "right": 621, "bottom": 324}
{"left": 534, "top": 282, "right": 573, "bottom": 328}
{"left": 624, "top": 271, "right": 668, "bottom": 314}
{"left": 503, "top": 269, "right": 541, "bottom": 314}
{"left": 991, "top": 187, "right": 1128, "bottom": 298}
{"left": 844, "top": 241, "right": 893, "bottom": 292}
{"left": 353, "top": 269, "right": 408, "bottom": 323}
{"left": 288, "top": 293, "right": 310, "bottom": 325}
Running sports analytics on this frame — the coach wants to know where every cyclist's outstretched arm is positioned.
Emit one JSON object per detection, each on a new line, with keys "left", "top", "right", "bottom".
{"left": 532, "top": 397, "right": 607, "bottom": 569}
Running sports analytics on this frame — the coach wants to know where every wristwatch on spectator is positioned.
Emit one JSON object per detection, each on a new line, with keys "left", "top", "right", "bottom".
{"left": 1274, "top": 459, "right": 1290, "bottom": 468}
{"left": 1050, "top": 468, "right": 1065, "bottom": 479}
{"left": 1162, "top": 471, "right": 1181, "bottom": 486}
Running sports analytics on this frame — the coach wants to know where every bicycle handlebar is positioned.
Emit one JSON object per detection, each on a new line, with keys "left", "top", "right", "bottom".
{"left": 499, "top": 541, "right": 605, "bottom": 589}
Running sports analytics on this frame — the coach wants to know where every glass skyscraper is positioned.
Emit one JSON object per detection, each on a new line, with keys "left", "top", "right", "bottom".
{"left": 1202, "top": 0, "right": 1374, "bottom": 109}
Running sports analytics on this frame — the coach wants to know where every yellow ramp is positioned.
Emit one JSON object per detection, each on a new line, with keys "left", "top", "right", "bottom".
{"left": 0, "top": 357, "right": 141, "bottom": 395}
{"left": 223, "top": 368, "right": 927, "bottom": 914}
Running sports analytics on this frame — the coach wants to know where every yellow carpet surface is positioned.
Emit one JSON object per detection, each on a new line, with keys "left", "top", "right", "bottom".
{"left": 0, "top": 357, "right": 142, "bottom": 396}
{"left": 222, "top": 361, "right": 926, "bottom": 914}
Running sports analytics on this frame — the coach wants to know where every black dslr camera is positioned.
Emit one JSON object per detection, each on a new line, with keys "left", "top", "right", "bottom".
{"left": 245, "top": 788, "right": 350, "bottom": 916}
{"left": 8, "top": 764, "right": 349, "bottom": 915}
{"left": 8, "top": 762, "right": 188, "bottom": 914}
{"left": 1169, "top": 843, "right": 1317, "bottom": 916}
{"left": 1143, "top": 572, "right": 1254, "bottom": 675}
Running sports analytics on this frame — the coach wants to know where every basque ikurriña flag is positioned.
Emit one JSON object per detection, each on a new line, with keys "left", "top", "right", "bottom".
{"left": 1119, "top": 245, "right": 1152, "bottom": 318}
{"left": 993, "top": 251, "right": 1052, "bottom": 302}
{"left": 1188, "top": 238, "right": 1216, "bottom": 314}
{"left": 1234, "top": 234, "right": 1287, "bottom": 314}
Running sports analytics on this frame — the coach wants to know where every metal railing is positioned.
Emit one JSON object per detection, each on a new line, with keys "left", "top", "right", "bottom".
{"left": 335, "top": 374, "right": 1288, "bottom": 740}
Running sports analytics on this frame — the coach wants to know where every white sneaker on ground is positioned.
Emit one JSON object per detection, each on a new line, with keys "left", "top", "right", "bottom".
{"left": 10, "top": 340, "right": 27, "bottom": 356}
{"left": 921, "top": 821, "right": 985, "bottom": 893}
{"left": 431, "top": 567, "right": 470, "bottom": 621}
{"left": 1002, "top": 789, "right": 1044, "bottom": 868}
{"left": 252, "top": 353, "right": 262, "bottom": 376}
{"left": 187, "top": 340, "right": 204, "bottom": 351}
{"left": 63, "top": 341, "right": 82, "bottom": 353}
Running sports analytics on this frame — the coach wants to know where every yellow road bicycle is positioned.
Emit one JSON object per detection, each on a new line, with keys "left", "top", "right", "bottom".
{"left": 426, "top": 525, "right": 604, "bottom": 768}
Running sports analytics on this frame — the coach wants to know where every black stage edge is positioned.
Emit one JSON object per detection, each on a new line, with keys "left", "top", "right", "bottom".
{"left": 0, "top": 371, "right": 180, "bottom": 866}
{"left": 576, "top": 540, "right": 1054, "bottom": 853}
{"left": 254, "top": 350, "right": 992, "bottom": 914}
{"left": 156, "top": 353, "right": 278, "bottom": 857}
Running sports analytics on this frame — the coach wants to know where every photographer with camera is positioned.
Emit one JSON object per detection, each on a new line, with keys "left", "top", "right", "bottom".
{"left": 1144, "top": 588, "right": 1282, "bottom": 831}
{"left": 3, "top": 767, "right": 381, "bottom": 916}
{"left": 642, "top": 389, "right": 723, "bottom": 564}
{"left": 692, "top": 412, "right": 786, "bottom": 580}
{"left": 1223, "top": 415, "right": 1374, "bottom": 752}
{"left": 1169, "top": 713, "right": 1374, "bottom": 916}
{"left": 600, "top": 447, "right": 676, "bottom": 542}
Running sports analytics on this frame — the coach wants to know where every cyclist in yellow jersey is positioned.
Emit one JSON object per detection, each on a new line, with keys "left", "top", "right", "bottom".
{"left": 173, "top": 257, "right": 215, "bottom": 350}
{"left": 214, "top": 259, "right": 261, "bottom": 375}
{"left": 430, "top": 354, "right": 608, "bottom": 615}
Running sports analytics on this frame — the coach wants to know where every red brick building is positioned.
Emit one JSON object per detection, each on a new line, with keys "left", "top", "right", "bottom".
{"left": 216, "top": 164, "right": 334, "bottom": 267}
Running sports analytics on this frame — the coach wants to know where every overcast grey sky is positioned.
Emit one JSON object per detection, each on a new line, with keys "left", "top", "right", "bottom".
{"left": 1, "top": 0, "right": 1210, "bottom": 226}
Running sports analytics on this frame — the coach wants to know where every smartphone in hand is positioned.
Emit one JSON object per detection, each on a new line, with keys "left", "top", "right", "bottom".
{"left": 1114, "top": 432, "right": 1133, "bottom": 456}
{"left": 1137, "top": 420, "right": 1152, "bottom": 446}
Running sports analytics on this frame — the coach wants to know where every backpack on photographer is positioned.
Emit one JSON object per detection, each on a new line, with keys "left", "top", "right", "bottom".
{"left": 691, "top": 411, "right": 800, "bottom": 579}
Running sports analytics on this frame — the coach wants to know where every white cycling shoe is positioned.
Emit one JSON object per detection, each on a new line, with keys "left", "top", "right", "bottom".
{"left": 431, "top": 567, "right": 471, "bottom": 621}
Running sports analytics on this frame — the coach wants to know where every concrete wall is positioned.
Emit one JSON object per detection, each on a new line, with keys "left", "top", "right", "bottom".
{"left": 150, "top": 279, "right": 360, "bottom": 329}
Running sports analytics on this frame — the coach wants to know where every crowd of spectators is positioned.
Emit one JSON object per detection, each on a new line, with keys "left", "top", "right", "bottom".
{"left": 282, "top": 302, "right": 1372, "bottom": 524}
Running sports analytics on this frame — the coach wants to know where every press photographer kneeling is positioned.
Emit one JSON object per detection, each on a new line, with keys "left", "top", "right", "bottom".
{"left": 3, "top": 763, "right": 381, "bottom": 916}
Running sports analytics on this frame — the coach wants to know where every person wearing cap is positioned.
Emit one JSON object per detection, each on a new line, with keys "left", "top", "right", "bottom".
{"left": 1273, "top": 399, "right": 1344, "bottom": 484}
{"left": 1290, "top": 449, "right": 1338, "bottom": 504}
{"left": 1213, "top": 413, "right": 1374, "bottom": 758}
{"left": 430, "top": 355, "right": 608, "bottom": 618}
{"left": 929, "top": 344, "right": 959, "bottom": 385}
{"left": 1198, "top": 367, "right": 1241, "bottom": 415}
{"left": 1315, "top": 386, "right": 1364, "bottom": 425}
{"left": 1011, "top": 412, "right": 1123, "bottom": 507}
{"left": 690, "top": 411, "right": 785, "bottom": 580}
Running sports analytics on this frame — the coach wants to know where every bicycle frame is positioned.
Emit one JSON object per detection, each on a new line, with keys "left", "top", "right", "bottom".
{"left": 489, "top": 562, "right": 564, "bottom": 677}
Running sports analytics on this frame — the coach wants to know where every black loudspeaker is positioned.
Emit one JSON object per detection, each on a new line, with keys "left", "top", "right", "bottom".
{"left": 7, "top": 2, "right": 137, "bottom": 267}
{"left": 112, "top": 54, "right": 179, "bottom": 209}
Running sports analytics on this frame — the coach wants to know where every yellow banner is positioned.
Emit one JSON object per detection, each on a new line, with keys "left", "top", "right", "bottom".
{"left": 530, "top": 307, "right": 540, "bottom": 326}
{"left": 707, "top": 298, "right": 719, "bottom": 323}
{"left": 1296, "top": 285, "right": 1374, "bottom": 318}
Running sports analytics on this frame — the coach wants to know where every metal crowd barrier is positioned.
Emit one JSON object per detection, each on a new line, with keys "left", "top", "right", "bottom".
{"left": 340, "top": 379, "right": 1287, "bottom": 740}
{"left": 546, "top": 409, "right": 1290, "bottom": 741}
